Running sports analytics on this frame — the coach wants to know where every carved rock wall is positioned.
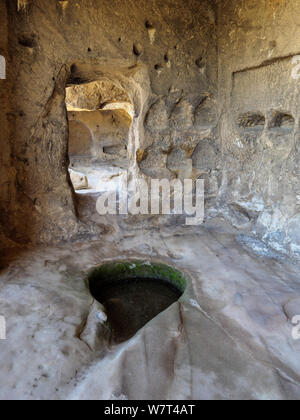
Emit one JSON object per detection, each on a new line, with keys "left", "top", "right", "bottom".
{"left": 66, "top": 80, "right": 131, "bottom": 111}
{"left": 0, "top": 0, "right": 217, "bottom": 245}
{"left": 1, "top": 0, "right": 300, "bottom": 259}
{"left": 0, "top": 2, "right": 16, "bottom": 250}
{"left": 217, "top": 0, "right": 300, "bottom": 258}
{"left": 68, "top": 109, "right": 131, "bottom": 161}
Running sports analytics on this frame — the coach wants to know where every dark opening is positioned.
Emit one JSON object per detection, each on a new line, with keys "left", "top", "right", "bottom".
{"left": 269, "top": 110, "right": 295, "bottom": 131}
{"left": 65, "top": 79, "right": 133, "bottom": 194}
{"left": 238, "top": 112, "right": 265, "bottom": 130}
{"left": 88, "top": 261, "right": 187, "bottom": 344}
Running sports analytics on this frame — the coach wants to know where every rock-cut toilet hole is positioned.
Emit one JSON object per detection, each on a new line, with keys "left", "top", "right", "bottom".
{"left": 88, "top": 261, "right": 187, "bottom": 344}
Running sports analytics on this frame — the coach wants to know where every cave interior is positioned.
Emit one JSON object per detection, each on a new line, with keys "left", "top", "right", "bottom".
{"left": 1, "top": 0, "right": 300, "bottom": 401}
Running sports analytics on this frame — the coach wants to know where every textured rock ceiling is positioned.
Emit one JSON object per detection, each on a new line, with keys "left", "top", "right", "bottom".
{"left": 65, "top": 80, "right": 131, "bottom": 112}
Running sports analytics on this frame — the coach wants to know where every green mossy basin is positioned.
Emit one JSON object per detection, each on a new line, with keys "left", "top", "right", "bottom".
{"left": 88, "top": 261, "right": 187, "bottom": 343}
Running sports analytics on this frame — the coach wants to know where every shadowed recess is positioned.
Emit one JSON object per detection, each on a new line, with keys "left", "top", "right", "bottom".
{"left": 269, "top": 110, "right": 295, "bottom": 131}
{"left": 238, "top": 112, "right": 265, "bottom": 130}
{"left": 88, "top": 261, "right": 187, "bottom": 343}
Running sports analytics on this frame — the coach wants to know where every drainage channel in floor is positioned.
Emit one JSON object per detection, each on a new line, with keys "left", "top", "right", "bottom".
{"left": 88, "top": 261, "right": 187, "bottom": 344}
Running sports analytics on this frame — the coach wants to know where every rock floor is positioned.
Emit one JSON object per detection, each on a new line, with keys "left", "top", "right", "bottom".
{"left": 0, "top": 224, "right": 300, "bottom": 400}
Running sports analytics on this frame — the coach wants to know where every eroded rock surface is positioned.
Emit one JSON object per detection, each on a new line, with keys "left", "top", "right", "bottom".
{"left": 1, "top": 0, "right": 300, "bottom": 401}
{"left": 0, "top": 226, "right": 300, "bottom": 400}
{"left": 68, "top": 109, "right": 131, "bottom": 163}
{"left": 1, "top": 0, "right": 299, "bottom": 258}
{"left": 66, "top": 80, "right": 131, "bottom": 112}
{"left": 69, "top": 169, "right": 88, "bottom": 190}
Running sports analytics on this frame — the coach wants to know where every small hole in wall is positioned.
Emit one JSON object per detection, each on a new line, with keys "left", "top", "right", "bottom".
{"left": 34, "top": 198, "right": 41, "bottom": 207}
{"left": 269, "top": 111, "right": 295, "bottom": 131}
{"left": 88, "top": 48, "right": 92, "bottom": 52}
{"left": 68, "top": 65, "right": 89, "bottom": 85}
{"left": 145, "top": 20, "right": 154, "bottom": 29}
{"left": 238, "top": 112, "right": 265, "bottom": 130}
{"left": 88, "top": 261, "right": 187, "bottom": 344}
{"left": 65, "top": 77, "right": 133, "bottom": 195}
{"left": 18, "top": 35, "right": 36, "bottom": 48}
{"left": 195, "top": 57, "right": 205, "bottom": 68}
{"left": 133, "top": 43, "right": 143, "bottom": 57}
{"left": 154, "top": 64, "right": 163, "bottom": 71}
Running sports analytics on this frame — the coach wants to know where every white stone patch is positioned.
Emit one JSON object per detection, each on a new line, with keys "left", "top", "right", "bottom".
{"left": 148, "top": 28, "right": 156, "bottom": 44}
{"left": 69, "top": 168, "right": 88, "bottom": 190}
{"left": 189, "top": 299, "right": 201, "bottom": 310}
{"left": 0, "top": 56, "right": 6, "bottom": 80}
{"left": 96, "top": 310, "right": 107, "bottom": 323}
{"left": 0, "top": 316, "right": 6, "bottom": 340}
{"left": 129, "top": 263, "right": 137, "bottom": 270}
{"left": 291, "top": 55, "right": 300, "bottom": 80}
{"left": 235, "top": 138, "right": 244, "bottom": 148}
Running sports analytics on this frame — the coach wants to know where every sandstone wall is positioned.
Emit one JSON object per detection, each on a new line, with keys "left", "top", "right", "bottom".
{"left": 68, "top": 109, "right": 131, "bottom": 161}
{"left": 217, "top": 0, "right": 300, "bottom": 257}
{"left": 66, "top": 80, "right": 130, "bottom": 111}
{"left": 1, "top": 0, "right": 217, "bottom": 245}
{"left": 0, "top": 1, "right": 16, "bottom": 250}
{"left": 68, "top": 120, "right": 92, "bottom": 157}
{"left": 3, "top": 0, "right": 300, "bottom": 258}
